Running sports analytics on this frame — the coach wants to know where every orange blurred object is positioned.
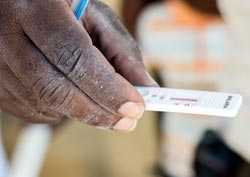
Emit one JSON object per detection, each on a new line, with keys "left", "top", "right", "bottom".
{"left": 150, "top": 0, "right": 221, "bottom": 32}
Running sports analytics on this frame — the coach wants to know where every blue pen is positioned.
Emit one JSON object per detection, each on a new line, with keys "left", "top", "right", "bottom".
{"left": 72, "top": 0, "right": 90, "bottom": 20}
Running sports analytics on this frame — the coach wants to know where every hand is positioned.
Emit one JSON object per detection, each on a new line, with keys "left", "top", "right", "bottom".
{"left": 0, "top": 0, "right": 157, "bottom": 131}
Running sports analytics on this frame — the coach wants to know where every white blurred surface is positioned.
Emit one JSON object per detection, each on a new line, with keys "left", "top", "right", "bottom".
{"left": 219, "top": 0, "right": 250, "bottom": 162}
{"left": 0, "top": 126, "right": 8, "bottom": 177}
{"left": 8, "top": 125, "right": 52, "bottom": 177}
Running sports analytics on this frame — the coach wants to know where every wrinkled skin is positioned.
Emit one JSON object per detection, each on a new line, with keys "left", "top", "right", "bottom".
{"left": 0, "top": 0, "right": 157, "bottom": 131}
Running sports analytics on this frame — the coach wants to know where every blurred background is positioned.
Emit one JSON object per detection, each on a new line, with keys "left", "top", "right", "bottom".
{"left": 1, "top": 0, "right": 250, "bottom": 177}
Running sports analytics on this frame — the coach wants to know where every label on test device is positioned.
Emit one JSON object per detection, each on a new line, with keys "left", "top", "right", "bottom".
{"left": 136, "top": 87, "right": 242, "bottom": 117}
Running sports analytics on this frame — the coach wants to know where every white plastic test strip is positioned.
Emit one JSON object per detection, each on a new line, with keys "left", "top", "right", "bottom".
{"left": 136, "top": 87, "right": 242, "bottom": 117}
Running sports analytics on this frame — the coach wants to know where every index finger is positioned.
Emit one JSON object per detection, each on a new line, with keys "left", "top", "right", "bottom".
{"left": 82, "top": 0, "right": 158, "bottom": 86}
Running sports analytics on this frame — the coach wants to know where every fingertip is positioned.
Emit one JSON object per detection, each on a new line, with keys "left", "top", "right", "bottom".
{"left": 145, "top": 72, "right": 159, "bottom": 87}
{"left": 118, "top": 102, "right": 145, "bottom": 120}
{"left": 121, "top": 63, "right": 159, "bottom": 87}
{"left": 113, "top": 118, "right": 137, "bottom": 132}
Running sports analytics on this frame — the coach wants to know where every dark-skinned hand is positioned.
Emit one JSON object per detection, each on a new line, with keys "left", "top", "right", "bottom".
{"left": 0, "top": 0, "right": 157, "bottom": 132}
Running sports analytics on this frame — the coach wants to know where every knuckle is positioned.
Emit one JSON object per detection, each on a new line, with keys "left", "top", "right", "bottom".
{"left": 54, "top": 43, "right": 93, "bottom": 83}
{"left": 33, "top": 77, "right": 74, "bottom": 111}
{"left": 56, "top": 44, "right": 83, "bottom": 73}
{"left": 54, "top": 43, "right": 90, "bottom": 81}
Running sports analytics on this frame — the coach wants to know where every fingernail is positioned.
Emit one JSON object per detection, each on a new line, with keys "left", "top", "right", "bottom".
{"left": 113, "top": 118, "right": 137, "bottom": 132}
{"left": 146, "top": 72, "right": 159, "bottom": 86}
{"left": 118, "top": 102, "right": 144, "bottom": 119}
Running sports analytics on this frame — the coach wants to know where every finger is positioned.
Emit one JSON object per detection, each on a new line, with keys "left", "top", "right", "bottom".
{"left": 1, "top": 33, "right": 137, "bottom": 131}
{"left": 20, "top": 0, "right": 145, "bottom": 120}
{"left": 0, "top": 62, "right": 63, "bottom": 124}
{"left": 82, "top": 0, "right": 158, "bottom": 86}
{"left": 0, "top": 90, "right": 62, "bottom": 124}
